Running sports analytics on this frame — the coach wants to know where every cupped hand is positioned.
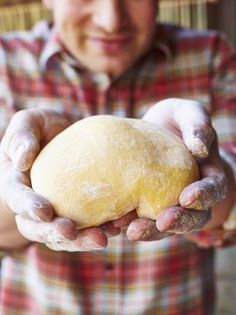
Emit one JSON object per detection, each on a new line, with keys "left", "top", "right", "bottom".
{"left": 0, "top": 109, "right": 121, "bottom": 251}
{"left": 123, "top": 98, "right": 228, "bottom": 243}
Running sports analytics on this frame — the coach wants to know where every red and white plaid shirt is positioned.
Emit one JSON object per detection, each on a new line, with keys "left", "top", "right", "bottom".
{"left": 0, "top": 21, "right": 235, "bottom": 315}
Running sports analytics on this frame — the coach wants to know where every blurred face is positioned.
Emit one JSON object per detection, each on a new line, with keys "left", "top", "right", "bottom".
{"left": 43, "top": 0, "right": 157, "bottom": 77}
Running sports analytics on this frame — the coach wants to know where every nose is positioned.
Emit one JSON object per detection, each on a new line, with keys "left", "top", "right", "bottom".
{"left": 92, "top": 0, "right": 126, "bottom": 33}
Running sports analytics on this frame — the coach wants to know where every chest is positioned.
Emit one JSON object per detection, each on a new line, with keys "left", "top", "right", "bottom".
{"left": 0, "top": 57, "right": 212, "bottom": 133}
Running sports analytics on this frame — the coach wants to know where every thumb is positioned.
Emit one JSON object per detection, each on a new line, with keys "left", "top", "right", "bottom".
{"left": 143, "top": 98, "right": 215, "bottom": 159}
{"left": 173, "top": 99, "right": 215, "bottom": 158}
{"left": 1, "top": 109, "right": 69, "bottom": 171}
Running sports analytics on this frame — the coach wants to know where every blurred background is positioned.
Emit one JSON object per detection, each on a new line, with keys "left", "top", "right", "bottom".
{"left": 0, "top": 0, "right": 235, "bottom": 47}
{"left": 0, "top": 0, "right": 235, "bottom": 314}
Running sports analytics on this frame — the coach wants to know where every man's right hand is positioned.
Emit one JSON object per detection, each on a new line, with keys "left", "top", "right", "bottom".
{"left": 0, "top": 109, "right": 121, "bottom": 251}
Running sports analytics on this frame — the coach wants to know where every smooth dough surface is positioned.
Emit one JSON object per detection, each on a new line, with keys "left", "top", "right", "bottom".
{"left": 31, "top": 115, "right": 199, "bottom": 228}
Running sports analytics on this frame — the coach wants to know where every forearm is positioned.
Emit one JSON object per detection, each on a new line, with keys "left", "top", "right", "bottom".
{"left": 203, "top": 157, "right": 235, "bottom": 230}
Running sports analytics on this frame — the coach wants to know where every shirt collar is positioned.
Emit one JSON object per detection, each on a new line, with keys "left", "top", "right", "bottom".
{"left": 39, "top": 22, "right": 173, "bottom": 72}
{"left": 153, "top": 24, "right": 174, "bottom": 62}
{"left": 37, "top": 23, "right": 61, "bottom": 71}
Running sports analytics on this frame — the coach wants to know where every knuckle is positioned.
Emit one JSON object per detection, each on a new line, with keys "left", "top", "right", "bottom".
{"left": 45, "top": 229, "right": 67, "bottom": 244}
{"left": 15, "top": 216, "right": 32, "bottom": 240}
{"left": 167, "top": 209, "right": 211, "bottom": 233}
{"left": 191, "top": 210, "right": 211, "bottom": 230}
{"left": 4, "top": 184, "right": 36, "bottom": 217}
{"left": 204, "top": 175, "right": 227, "bottom": 204}
{"left": 184, "top": 174, "right": 227, "bottom": 210}
{"left": 193, "top": 124, "right": 211, "bottom": 139}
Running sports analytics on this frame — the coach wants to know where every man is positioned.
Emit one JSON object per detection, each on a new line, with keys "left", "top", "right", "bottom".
{"left": 0, "top": 0, "right": 235, "bottom": 314}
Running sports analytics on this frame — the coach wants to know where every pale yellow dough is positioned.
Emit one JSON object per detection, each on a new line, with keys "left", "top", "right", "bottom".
{"left": 30, "top": 115, "right": 199, "bottom": 229}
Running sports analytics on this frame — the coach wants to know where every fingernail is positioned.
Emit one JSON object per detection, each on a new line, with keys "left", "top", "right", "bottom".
{"left": 156, "top": 208, "right": 182, "bottom": 232}
{"left": 180, "top": 192, "right": 197, "bottom": 207}
{"left": 185, "top": 135, "right": 209, "bottom": 159}
{"left": 180, "top": 190, "right": 201, "bottom": 209}
{"left": 156, "top": 218, "right": 170, "bottom": 232}
{"left": 80, "top": 236, "right": 104, "bottom": 250}
{"left": 180, "top": 194, "right": 203, "bottom": 210}
{"left": 186, "top": 126, "right": 215, "bottom": 159}
{"left": 127, "top": 227, "right": 142, "bottom": 241}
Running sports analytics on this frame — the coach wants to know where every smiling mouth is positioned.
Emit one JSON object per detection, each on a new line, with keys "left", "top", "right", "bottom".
{"left": 88, "top": 36, "right": 131, "bottom": 52}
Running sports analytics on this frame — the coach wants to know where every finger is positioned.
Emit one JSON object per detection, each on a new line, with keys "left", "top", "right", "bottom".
{"left": 3, "top": 163, "right": 53, "bottom": 222}
{"left": 53, "top": 217, "right": 79, "bottom": 240}
{"left": 1, "top": 109, "right": 69, "bottom": 171}
{"left": 15, "top": 215, "right": 75, "bottom": 243}
{"left": 15, "top": 216, "right": 107, "bottom": 251}
{"left": 179, "top": 175, "right": 227, "bottom": 210}
{"left": 127, "top": 218, "right": 171, "bottom": 241}
{"left": 1, "top": 111, "right": 41, "bottom": 171}
{"left": 100, "top": 221, "right": 121, "bottom": 237}
{"left": 172, "top": 99, "right": 215, "bottom": 158}
{"left": 15, "top": 216, "right": 78, "bottom": 241}
{"left": 143, "top": 98, "right": 215, "bottom": 158}
{"left": 112, "top": 210, "right": 138, "bottom": 228}
{"left": 156, "top": 206, "right": 211, "bottom": 234}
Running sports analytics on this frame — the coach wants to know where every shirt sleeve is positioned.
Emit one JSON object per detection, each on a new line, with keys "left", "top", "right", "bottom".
{"left": 0, "top": 40, "right": 16, "bottom": 140}
{"left": 210, "top": 33, "right": 236, "bottom": 232}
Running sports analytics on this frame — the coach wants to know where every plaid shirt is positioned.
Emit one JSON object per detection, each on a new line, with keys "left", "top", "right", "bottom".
{"left": 0, "top": 21, "right": 235, "bottom": 315}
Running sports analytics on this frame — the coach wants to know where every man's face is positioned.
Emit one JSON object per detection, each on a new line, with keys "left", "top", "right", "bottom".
{"left": 43, "top": 0, "right": 157, "bottom": 77}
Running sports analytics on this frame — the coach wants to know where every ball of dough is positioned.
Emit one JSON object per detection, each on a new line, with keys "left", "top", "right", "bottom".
{"left": 31, "top": 115, "right": 199, "bottom": 228}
